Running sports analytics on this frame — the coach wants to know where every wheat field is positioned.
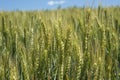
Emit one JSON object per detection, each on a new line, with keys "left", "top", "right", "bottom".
{"left": 0, "top": 6, "right": 120, "bottom": 80}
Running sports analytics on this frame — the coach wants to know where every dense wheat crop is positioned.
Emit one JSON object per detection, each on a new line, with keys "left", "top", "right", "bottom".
{"left": 0, "top": 7, "right": 120, "bottom": 80}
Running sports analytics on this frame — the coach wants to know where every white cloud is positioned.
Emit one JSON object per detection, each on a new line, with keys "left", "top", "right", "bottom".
{"left": 48, "top": 0, "right": 65, "bottom": 6}
{"left": 48, "top": 1, "right": 54, "bottom": 6}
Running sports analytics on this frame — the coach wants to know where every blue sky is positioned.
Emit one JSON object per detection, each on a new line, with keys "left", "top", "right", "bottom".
{"left": 0, "top": 0, "right": 120, "bottom": 11}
